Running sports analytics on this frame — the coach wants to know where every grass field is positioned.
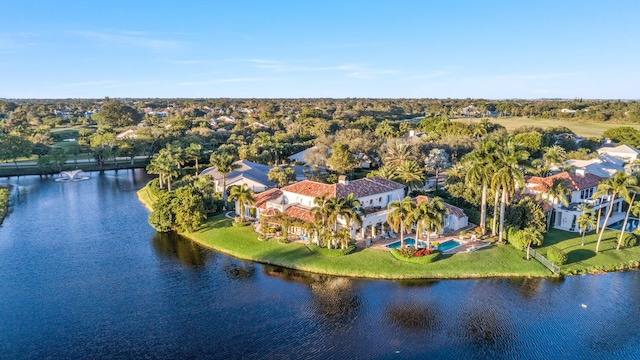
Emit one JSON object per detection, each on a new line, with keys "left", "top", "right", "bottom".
{"left": 539, "top": 229, "right": 640, "bottom": 275}
{"left": 452, "top": 116, "right": 640, "bottom": 138}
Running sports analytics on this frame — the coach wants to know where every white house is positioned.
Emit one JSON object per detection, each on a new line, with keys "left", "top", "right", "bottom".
{"left": 597, "top": 144, "right": 640, "bottom": 163}
{"left": 415, "top": 196, "right": 468, "bottom": 231}
{"left": 288, "top": 146, "right": 373, "bottom": 168}
{"left": 525, "top": 171, "right": 622, "bottom": 232}
{"left": 243, "top": 176, "right": 405, "bottom": 239}
{"left": 564, "top": 155, "right": 624, "bottom": 179}
{"left": 200, "top": 160, "right": 314, "bottom": 193}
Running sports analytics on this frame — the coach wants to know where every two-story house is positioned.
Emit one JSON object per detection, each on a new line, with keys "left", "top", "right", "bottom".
{"left": 525, "top": 171, "right": 620, "bottom": 232}
{"left": 242, "top": 176, "right": 405, "bottom": 239}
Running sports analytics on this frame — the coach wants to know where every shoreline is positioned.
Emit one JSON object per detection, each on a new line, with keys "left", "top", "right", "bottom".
{"left": 136, "top": 186, "right": 554, "bottom": 280}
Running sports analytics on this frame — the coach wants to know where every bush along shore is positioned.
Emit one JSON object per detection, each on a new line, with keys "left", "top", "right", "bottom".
{"left": 0, "top": 186, "right": 9, "bottom": 226}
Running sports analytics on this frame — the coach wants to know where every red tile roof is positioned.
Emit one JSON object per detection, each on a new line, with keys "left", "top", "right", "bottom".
{"left": 526, "top": 172, "right": 602, "bottom": 192}
{"left": 280, "top": 176, "right": 404, "bottom": 199}
{"left": 252, "top": 188, "right": 283, "bottom": 209}
{"left": 260, "top": 208, "right": 280, "bottom": 217}
{"left": 284, "top": 205, "right": 314, "bottom": 223}
{"left": 415, "top": 195, "right": 466, "bottom": 218}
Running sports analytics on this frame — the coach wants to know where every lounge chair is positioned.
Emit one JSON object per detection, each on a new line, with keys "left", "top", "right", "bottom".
{"left": 389, "top": 230, "right": 396, "bottom": 238}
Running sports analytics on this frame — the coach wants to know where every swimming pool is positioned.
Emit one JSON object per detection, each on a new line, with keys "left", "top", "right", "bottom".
{"left": 607, "top": 218, "right": 639, "bottom": 232}
{"left": 438, "top": 239, "right": 463, "bottom": 252}
{"left": 385, "top": 238, "right": 427, "bottom": 249}
{"left": 385, "top": 238, "right": 463, "bottom": 251}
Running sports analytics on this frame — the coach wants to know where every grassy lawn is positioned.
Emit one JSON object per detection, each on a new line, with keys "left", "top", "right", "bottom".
{"left": 451, "top": 116, "right": 640, "bottom": 138}
{"left": 539, "top": 229, "right": 640, "bottom": 275}
{"left": 183, "top": 215, "right": 550, "bottom": 279}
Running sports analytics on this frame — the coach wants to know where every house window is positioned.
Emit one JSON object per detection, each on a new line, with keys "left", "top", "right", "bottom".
{"left": 379, "top": 197, "right": 382, "bottom": 203}
{"left": 369, "top": 200, "right": 373, "bottom": 205}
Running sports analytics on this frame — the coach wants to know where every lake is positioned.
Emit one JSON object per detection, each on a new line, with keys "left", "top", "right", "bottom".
{"left": 1, "top": 170, "right": 639, "bottom": 359}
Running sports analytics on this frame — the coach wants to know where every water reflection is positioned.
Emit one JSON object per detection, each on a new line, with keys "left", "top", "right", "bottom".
{"left": 222, "top": 257, "right": 257, "bottom": 281}
{"left": 386, "top": 301, "right": 440, "bottom": 332}
{"left": 152, "top": 232, "right": 207, "bottom": 268}
{"left": 459, "top": 307, "right": 513, "bottom": 356}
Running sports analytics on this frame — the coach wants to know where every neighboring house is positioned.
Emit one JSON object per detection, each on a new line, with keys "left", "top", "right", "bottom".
{"left": 564, "top": 155, "right": 624, "bottom": 178}
{"left": 200, "top": 160, "right": 312, "bottom": 193}
{"left": 597, "top": 144, "right": 640, "bottom": 163}
{"left": 402, "top": 130, "right": 427, "bottom": 143}
{"left": 242, "top": 176, "right": 405, "bottom": 239}
{"left": 217, "top": 115, "right": 236, "bottom": 123}
{"left": 525, "top": 171, "right": 620, "bottom": 232}
{"left": 415, "top": 195, "right": 468, "bottom": 232}
{"left": 116, "top": 128, "right": 138, "bottom": 140}
{"left": 560, "top": 109, "right": 577, "bottom": 114}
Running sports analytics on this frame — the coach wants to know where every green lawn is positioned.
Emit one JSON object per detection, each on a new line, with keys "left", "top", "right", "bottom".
{"left": 182, "top": 214, "right": 551, "bottom": 279}
{"left": 539, "top": 229, "right": 640, "bottom": 275}
{"left": 452, "top": 116, "right": 640, "bottom": 138}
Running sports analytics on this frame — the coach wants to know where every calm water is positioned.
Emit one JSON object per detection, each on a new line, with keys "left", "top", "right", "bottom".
{"left": 1, "top": 170, "right": 640, "bottom": 359}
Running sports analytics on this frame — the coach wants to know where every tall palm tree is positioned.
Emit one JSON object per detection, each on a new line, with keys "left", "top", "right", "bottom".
{"left": 414, "top": 196, "right": 447, "bottom": 249}
{"left": 386, "top": 196, "right": 417, "bottom": 248}
{"left": 394, "top": 160, "right": 425, "bottom": 194}
{"left": 491, "top": 138, "right": 528, "bottom": 243}
{"left": 542, "top": 145, "right": 567, "bottom": 174}
{"left": 383, "top": 141, "right": 415, "bottom": 169}
{"left": 210, "top": 152, "right": 241, "bottom": 206}
{"left": 146, "top": 157, "right": 165, "bottom": 189}
{"left": 228, "top": 184, "right": 255, "bottom": 222}
{"left": 369, "top": 166, "right": 396, "bottom": 181}
{"left": 310, "top": 193, "right": 331, "bottom": 228}
{"left": 465, "top": 138, "right": 497, "bottom": 235}
{"left": 632, "top": 201, "right": 640, "bottom": 231}
{"left": 336, "top": 193, "right": 364, "bottom": 249}
{"left": 617, "top": 189, "right": 640, "bottom": 250}
{"left": 594, "top": 172, "right": 638, "bottom": 253}
{"left": 185, "top": 143, "right": 203, "bottom": 175}
{"left": 542, "top": 178, "right": 571, "bottom": 230}
{"left": 577, "top": 211, "right": 596, "bottom": 247}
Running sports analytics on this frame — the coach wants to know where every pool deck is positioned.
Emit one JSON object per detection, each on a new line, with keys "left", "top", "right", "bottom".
{"left": 357, "top": 230, "right": 492, "bottom": 254}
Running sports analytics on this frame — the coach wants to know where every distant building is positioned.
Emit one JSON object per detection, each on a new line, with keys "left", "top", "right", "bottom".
{"left": 597, "top": 144, "right": 640, "bottom": 163}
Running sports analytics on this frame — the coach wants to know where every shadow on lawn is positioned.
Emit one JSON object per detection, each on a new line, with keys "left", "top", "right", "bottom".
{"left": 567, "top": 248, "right": 596, "bottom": 264}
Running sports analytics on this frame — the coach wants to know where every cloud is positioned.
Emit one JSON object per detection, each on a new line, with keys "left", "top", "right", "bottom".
{"left": 246, "top": 58, "right": 398, "bottom": 79}
{"left": 73, "top": 31, "right": 182, "bottom": 51}
{"left": 176, "top": 77, "right": 284, "bottom": 86}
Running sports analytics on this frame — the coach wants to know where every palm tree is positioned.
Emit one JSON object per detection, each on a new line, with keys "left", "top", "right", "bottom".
{"left": 465, "top": 138, "right": 497, "bottom": 235}
{"left": 369, "top": 166, "right": 396, "bottom": 181}
{"left": 491, "top": 138, "right": 528, "bottom": 243}
{"left": 185, "top": 143, "right": 203, "bottom": 175}
{"left": 521, "top": 228, "right": 544, "bottom": 260}
{"left": 310, "top": 193, "right": 331, "bottom": 228}
{"left": 543, "top": 145, "right": 567, "bottom": 174}
{"left": 394, "top": 160, "right": 425, "bottom": 194}
{"left": 228, "top": 184, "right": 255, "bottom": 222}
{"left": 594, "top": 172, "right": 638, "bottom": 253}
{"left": 146, "top": 157, "right": 165, "bottom": 189}
{"left": 632, "top": 201, "right": 640, "bottom": 231}
{"left": 542, "top": 178, "right": 571, "bottom": 230}
{"left": 210, "top": 152, "right": 241, "bottom": 206}
{"left": 386, "top": 196, "right": 417, "bottom": 248}
{"left": 335, "top": 193, "right": 363, "bottom": 249}
{"left": 383, "top": 141, "right": 415, "bottom": 169}
{"left": 617, "top": 189, "right": 640, "bottom": 250}
{"left": 414, "top": 196, "right": 447, "bottom": 249}
{"left": 577, "top": 211, "right": 596, "bottom": 247}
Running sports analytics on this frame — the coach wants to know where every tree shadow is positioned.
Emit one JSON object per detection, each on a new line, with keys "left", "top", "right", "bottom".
{"left": 567, "top": 248, "right": 596, "bottom": 264}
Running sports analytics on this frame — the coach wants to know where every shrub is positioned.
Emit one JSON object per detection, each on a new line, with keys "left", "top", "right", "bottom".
{"left": 474, "top": 226, "right": 482, "bottom": 233}
{"left": 414, "top": 249, "right": 435, "bottom": 257}
{"left": 232, "top": 221, "right": 251, "bottom": 227}
{"left": 547, "top": 246, "right": 568, "bottom": 266}
{"left": 277, "top": 237, "right": 290, "bottom": 244}
{"left": 398, "top": 246, "right": 416, "bottom": 258}
{"left": 390, "top": 249, "right": 441, "bottom": 264}
{"left": 459, "top": 230, "right": 467, "bottom": 236}
{"left": 621, "top": 233, "right": 638, "bottom": 248}
{"left": 308, "top": 244, "right": 355, "bottom": 256}
{"left": 431, "top": 241, "right": 440, "bottom": 248}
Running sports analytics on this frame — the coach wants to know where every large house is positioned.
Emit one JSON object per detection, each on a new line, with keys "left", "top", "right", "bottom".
{"left": 597, "top": 144, "right": 640, "bottom": 163}
{"left": 200, "top": 160, "right": 309, "bottom": 193}
{"left": 564, "top": 155, "right": 624, "bottom": 179}
{"left": 243, "top": 176, "right": 405, "bottom": 239}
{"left": 525, "top": 171, "right": 621, "bottom": 232}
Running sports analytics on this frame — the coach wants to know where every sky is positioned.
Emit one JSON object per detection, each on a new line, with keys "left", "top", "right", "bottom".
{"left": 1, "top": 0, "right": 639, "bottom": 99}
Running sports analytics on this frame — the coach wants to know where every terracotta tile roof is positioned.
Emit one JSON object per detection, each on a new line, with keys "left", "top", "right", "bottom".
{"left": 284, "top": 205, "right": 314, "bottom": 223}
{"left": 280, "top": 176, "right": 404, "bottom": 199}
{"left": 253, "top": 189, "right": 282, "bottom": 209}
{"left": 260, "top": 208, "right": 280, "bottom": 217}
{"left": 526, "top": 171, "right": 602, "bottom": 192}
{"left": 415, "top": 195, "right": 467, "bottom": 218}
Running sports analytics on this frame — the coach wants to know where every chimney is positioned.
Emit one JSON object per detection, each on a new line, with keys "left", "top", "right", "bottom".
{"left": 575, "top": 168, "right": 586, "bottom": 177}
{"left": 338, "top": 175, "right": 349, "bottom": 185}
{"left": 409, "top": 130, "right": 415, "bottom": 137}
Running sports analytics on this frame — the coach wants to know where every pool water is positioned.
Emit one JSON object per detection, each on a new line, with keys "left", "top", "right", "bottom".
{"left": 385, "top": 238, "right": 427, "bottom": 249}
{"left": 385, "top": 238, "right": 463, "bottom": 251}
{"left": 438, "top": 239, "right": 462, "bottom": 252}
{"left": 607, "top": 218, "right": 639, "bottom": 231}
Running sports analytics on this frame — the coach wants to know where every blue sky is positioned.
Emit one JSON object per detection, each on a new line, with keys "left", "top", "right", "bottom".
{"left": 1, "top": 0, "right": 638, "bottom": 99}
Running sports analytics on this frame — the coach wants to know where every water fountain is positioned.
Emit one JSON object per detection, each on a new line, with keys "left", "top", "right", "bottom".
{"left": 55, "top": 169, "right": 90, "bottom": 182}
